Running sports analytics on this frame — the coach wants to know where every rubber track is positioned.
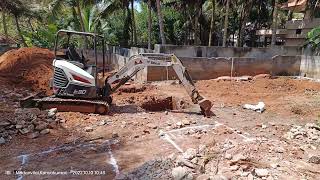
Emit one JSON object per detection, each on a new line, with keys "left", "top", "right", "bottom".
{"left": 34, "top": 97, "right": 109, "bottom": 114}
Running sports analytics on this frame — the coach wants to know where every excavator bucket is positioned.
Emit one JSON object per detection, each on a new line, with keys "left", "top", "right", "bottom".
{"left": 198, "top": 99, "right": 213, "bottom": 117}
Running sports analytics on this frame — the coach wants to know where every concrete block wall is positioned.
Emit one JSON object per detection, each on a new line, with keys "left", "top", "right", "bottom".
{"left": 154, "top": 44, "right": 301, "bottom": 58}
{"left": 145, "top": 56, "right": 302, "bottom": 81}
{"left": 107, "top": 45, "right": 320, "bottom": 82}
{"left": 300, "top": 55, "right": 320, "bottom": 79}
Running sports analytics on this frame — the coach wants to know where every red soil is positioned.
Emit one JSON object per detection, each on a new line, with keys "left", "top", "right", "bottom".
{"left": 0, "top": 47, "right": 54, "bottom": 95}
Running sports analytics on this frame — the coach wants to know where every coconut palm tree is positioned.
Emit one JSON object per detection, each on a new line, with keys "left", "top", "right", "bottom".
{"left": 222, "top": 0, "right": 230, "bottom": 47}
{"left": 0, "top": 0, "right": 39, "bottom": 46}
{"left": 156, "top": 0, "right": 166, "bottom": 44}
{"left": 1, "top": 11, "right": 8, "bottom": 42}
{"left": 147, "top": 0, "right": 152, "bottom": 49}
{"left": 271, "top": 0, "right": 279, "bottom": 46}
{"left": 237, "top": 0, "right": 254, "bottom": 47}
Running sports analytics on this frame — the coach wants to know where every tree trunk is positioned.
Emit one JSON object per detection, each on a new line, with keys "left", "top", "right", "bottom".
{"left": 271, "top": 0, "right": 278, "bottom": 46}
{"left": 287, "top": 10, "right": 293, "bottom": 21}
{"left": 131, "top": 0, "right": 137, "bottom": 45}
{"left": 76, "top": 2, "right": 86, "bottom": 32}
{"left": 156, "top": 0, "right": 166, "bottom": 44}
{"left": 122, "top": 2, "right": 130, "bottom": 47}
{"left": 222, "top": 0, "right": 230, "bottom": 47}
{"left": 194, "top": 15, "right": 200, "bottom": 45}
{"left": 2, "top": 11, "right": 8, "bottom": 43}
{"left": 14, "top": 15, "right": 27, "bottom": 47}
{"left": 147, "top": 0, "right": 152, "bottom": 49}
{"left": 28, "top": 18, "right": 35, "bottom": 32}
{"left": 208, "top": 0, "right": 215, "bottom": 47}
{"left": 76, "top": 2, "right": 88, "bottom": 48}
{"left": 238, "top": 1, "right": 253, "bottom": 47}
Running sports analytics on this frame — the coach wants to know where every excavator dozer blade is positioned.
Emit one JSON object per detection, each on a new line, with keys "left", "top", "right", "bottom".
{"left": 198, "top": 99, "right": 213, "bottom": 117}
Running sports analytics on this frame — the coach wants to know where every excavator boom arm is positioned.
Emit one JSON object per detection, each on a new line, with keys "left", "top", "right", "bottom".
{"left": 107, "top": 53, "right": 213, "bottom": 116}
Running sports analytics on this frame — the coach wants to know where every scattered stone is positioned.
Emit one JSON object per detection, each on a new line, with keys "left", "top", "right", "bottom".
{"left": 133, "top": 134, "right": 139, "bottom": 138}
{"left": 147, "top": 123, "right": 158, "bottom": 129}
{"left": 0, "top": 121, "right": 11, "bottom": 127}
{"left": 308, "top": 154, "right": 320, "bottom": 164}
{"left": 241, "top": 171, "right": 250, "bottom": 177}
{"left": 84, "top": 126, "right": 94, "bottom": 132}
{"left": 17, "top": 120, "right": 26, "bottom": 125}
{"left": 182, "top": 119, "right": 190, "bottom": 126}
{"left": 165, "top": 111, "right": 169, "bottom": 115}
{"left": 211, "top": 175, "right": 228, "bottom": 180}
{"left": 183, "top": 148, "right": 197, "bottom": 160}
{"left": 254, "top": 168, "right": 269, "bottom": 177}
{"left": 231, "top": 154, "right": 246, "bottom": 163}
{"left": 15, "top": 124, "right": 23, "bottom": 129}
{"left": 0, "top": 137, "right": 5, "bottom": 144}
{"left": 112, "top": 132, "right": 119, "bottom": 138}
{"left": 247, "top": 173, "right": 254, "bottom": 180}
{"left": 229, "top": 165, "right": 239, "bottom": 171}
{"left": 40, "top": 129, "right": 50, "bottom": 135}
{"left": 270, "top": 163, "right": 279, "bottom": 169}
{"left": 176, "top": 122, "right": 183, "bottom": 128}
{"left": 143, "top": 129, "right": 150, "bottom": 134}
{"left": 196, "top": 174, "right": 210, "bottom": 180}
{"left": 59, "top": 119, "right": 66, "bottom": 123}
{"left": 262, "top": 124, "right": 268, "bottom": 129}
{"left": 97, "top": 120, "right": 109, "bottom": 126}
{"left": 253, "top": 74, "right": 271, "bottom": 80}
{"left": 172, "top": 166, "right": 192, "bottom": 180}
{"left": 198, "top": 144, "right": 207, "bottom": 156}
{"left": 47, "top": 108, "right": 57, "bottom": 118}
{"left": 28, "top": 132, "right": 40, "bottom": 139}
{"left": 225, "top": 153, "right": 232, "bottom": 160}
{"left": 35, "top": 122, "right": 48, "bottom": 131}
{"left": 19, "top": 128, "right": 31, "bottom": 134}
{"left": 194, "top": 134, "right": 202, "bottom": 139}
{"left": 274, "top": 146, "right": 285, "bottom": 153}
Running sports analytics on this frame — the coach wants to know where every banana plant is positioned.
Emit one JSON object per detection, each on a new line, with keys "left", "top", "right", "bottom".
{"left": 305, "top": 26, "right": 320, "bottom": 55}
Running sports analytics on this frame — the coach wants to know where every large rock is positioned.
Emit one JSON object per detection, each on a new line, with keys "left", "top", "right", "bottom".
{"left": 0, "top": 137, "right": 5, "bottom": 144}
{"left": 183, "top": 148, "right": 197, "bottom": 160}
{"left": 172, "top": 166, "right": 192, "bottom": 180}
{"left": 47, "top": 108, "right": 57, "bottom": 118}
{"left": 14, "top": 108, "right": 41, "bottom": 125}
{"left": 196, "top": 174, "right": 210, "bottom": 180}
{"left": 210, "top": 175, "right": 228, "bottom": 180}
{"left": 307, "top": 151, "right": 320, "bottom": 164}
{"left": 35, "top": 122, "right": 48, "bottom": 131}
{"left": 40, "top": 129, "right": 50, "bottom": 135}
{"left": 254, "top": 168, "right": 269, "bottom": 177}
{"left": 28, "top": 132, "right": 40, "bottom": 139}
{"left": 0, "top": 121, "right": 11, "bottom": 127}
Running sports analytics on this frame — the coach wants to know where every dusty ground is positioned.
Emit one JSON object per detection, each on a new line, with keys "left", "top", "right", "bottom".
{"left": 0, "top": 74, "right": 320, "bottom": 179}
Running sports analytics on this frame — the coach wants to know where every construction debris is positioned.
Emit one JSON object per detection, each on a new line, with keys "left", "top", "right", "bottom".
{"left": 243, "top": 102, "right": 265, "bottom": 113}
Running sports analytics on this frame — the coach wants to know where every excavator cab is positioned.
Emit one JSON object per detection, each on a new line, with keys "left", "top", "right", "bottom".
{"left": 52, "top": 30, "right": 108, "bottom": 101}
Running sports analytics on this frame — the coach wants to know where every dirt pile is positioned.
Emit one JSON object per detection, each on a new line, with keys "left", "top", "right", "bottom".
{"left": 140, "top": 96, "right": 174, "bottom": 111}
{"left": 0, "top": 47, "right": 54, "bottom": 95}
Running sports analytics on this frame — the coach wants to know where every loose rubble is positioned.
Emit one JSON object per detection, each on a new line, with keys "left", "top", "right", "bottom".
{"left": 0, "top": 108, "right": 60, "bottom": 144}
{"left": 284, "top": 123, "right": 320, "bottom": 145}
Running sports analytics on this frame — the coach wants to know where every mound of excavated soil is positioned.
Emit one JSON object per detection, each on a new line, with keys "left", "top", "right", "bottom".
{"left": 0, "top": 47, "right": 54, "bottom": 95}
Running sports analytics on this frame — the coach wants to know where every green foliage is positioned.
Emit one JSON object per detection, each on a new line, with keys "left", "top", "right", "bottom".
{"left": 306, "top": 26, "right": 320, "bottom": 54}
{"left": 2, "top": 0, "right": 317, "bottom": 48}
{"left": 23, "top": 24, "right": 58, "bottom": 48}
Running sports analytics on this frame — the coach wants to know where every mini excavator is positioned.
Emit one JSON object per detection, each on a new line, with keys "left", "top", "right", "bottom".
{"left": 21, "top": 30, "right": 212, "bottom": 116}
